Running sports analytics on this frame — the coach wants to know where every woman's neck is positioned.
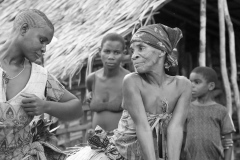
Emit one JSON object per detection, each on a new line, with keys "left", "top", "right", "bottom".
{"left": 147, "top": 62, "right": 167, "bottom": 86}
{"left": 0, "top": 40, "right": 24, "bottom": 66}
{"left": 103, "top": 66, "right": 121, "bottom": 78}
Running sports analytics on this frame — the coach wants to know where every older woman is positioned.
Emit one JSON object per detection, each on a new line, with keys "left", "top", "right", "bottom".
{"left": 67, "top": 23, "right": 191, "bottom": 160}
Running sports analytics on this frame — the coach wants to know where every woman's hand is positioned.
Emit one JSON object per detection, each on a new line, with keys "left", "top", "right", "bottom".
{"left": 85, "top": 92, "right": 92, "bottom": 104}
{"left": 21, "top": 93, "right": 46, "bottom": 116}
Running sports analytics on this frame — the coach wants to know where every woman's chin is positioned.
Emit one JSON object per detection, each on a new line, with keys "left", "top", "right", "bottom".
{"left": 136, "top": 68, "right": 147, "bottom": 73}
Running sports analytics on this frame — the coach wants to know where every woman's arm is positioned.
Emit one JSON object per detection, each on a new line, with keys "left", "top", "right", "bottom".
{"left": 22, "top": 73, "right": 83, "bottom": 121}
{"left": 21, "top": 89, "right": 83, "bottom": 121}
{"left": 44, "top": 89, "right": 83, "bottom": 121}
{"left": 123, "top": 74, "right": 156, "bottom": 160}
{"left": 167, "top": 78, "right": 192, "bottom": 160}
{"left": 86, "top": 73, "right": 106, "bottom": 112}
{"left": 86, "top": 73, "right": 94, "bottom": 93}
{"left": 86, "top": 73, "right": 109, "bottom": 112}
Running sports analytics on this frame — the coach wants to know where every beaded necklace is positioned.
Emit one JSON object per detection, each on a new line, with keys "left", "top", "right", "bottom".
{"left": 0, "top": 59, "right": 26, "bottom": 84}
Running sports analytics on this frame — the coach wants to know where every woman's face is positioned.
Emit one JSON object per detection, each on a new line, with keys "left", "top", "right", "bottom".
{"left": 100, "top": 40, "right": 124, "bottom": 69}
{"left": 130, "top": 41, "right": 164, "bottom": 73}
{"left": 20, "top": 25, "right": 53, "bottom": 62}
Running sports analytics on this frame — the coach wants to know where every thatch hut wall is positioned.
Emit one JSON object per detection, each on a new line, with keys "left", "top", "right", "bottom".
{"left": 0, "top": 0, "right": 171, "bottom": 83}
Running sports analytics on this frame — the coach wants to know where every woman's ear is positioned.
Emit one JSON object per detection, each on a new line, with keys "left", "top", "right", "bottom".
{"left": 20, "top": 23, "right": 29, "bottom": 35}
{"left": 123, "top": 49, "right": 128, "bottom": 55}
{"left": 97, "top": 47, "right": 101, "bottom": 56}
{"left": 159, "top": 50, "right": 166, "bottom": 58}
{"left": 208, "top": 82, "right": 216, "bottom": 91}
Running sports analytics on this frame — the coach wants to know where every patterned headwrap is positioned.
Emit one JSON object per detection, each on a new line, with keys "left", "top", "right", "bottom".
{"left": 131, "top": 23, "right": 183, "bottom": 69}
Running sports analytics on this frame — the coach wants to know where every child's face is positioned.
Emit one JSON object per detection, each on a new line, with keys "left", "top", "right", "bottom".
{"left": 100, "top": 40, "right": 124, "bottom": 69}
{"left": 190, "top": 72, "right": 210, "bottom": 98}
{"left": 20, "top": 25, "right": 54, "bottom": 62}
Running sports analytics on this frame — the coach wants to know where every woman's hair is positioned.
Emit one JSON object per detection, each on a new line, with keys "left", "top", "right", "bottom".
{"left": 191, "top": 66, "right": 218, "bottom": 84}
{"left": 101, "top": 33, "right": 125, "bottom": 50}
{"left": 13, "top": 9, "right": 54, "bottom": 32}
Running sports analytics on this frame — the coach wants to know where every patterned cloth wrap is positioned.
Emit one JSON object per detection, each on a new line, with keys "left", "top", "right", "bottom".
{"left": 114, "top": 111, "right": 172, "bottom": 160}
{"left": 67, "top": 95, "right": 172, "bottom": 160}
{"left": 0, "top": 63, "right": 67, "bottom": 160}
{"left": 131, "top": 23, "right": 183, "bottom": 69}
{"left": 22, "top": 118, "right": 67, "bottom": 160}
{"left": 85, "top": 112, "right": 172, "bottom": 160}
{"left": 87, "top": 126, "right": 125, "bottom": 160}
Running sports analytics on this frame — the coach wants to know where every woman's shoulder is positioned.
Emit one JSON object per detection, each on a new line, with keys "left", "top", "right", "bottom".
{"left": 174, "top": 75, "right": 191, "bottom": 83}
{"left": 120, "top": 66, "right": 131, "bottom": 75}
{"left": 174, "top": 75, "right": 192, "bottom": 92}
{"left": 86, "top": 70, "right": 101, "bottom": 83}
{"left": 122, "top": 72, "right": 142, "bottom": 90}
{"left": 123, "top": 72, "right": 140, "bottom": 80}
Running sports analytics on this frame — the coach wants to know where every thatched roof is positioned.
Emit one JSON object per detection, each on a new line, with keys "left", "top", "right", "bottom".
{"left": 0, "top": 0, "right": 170, "bottom": 80}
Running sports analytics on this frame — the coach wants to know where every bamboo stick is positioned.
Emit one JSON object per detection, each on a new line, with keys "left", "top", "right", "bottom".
{"left": 193, "top": 0, "right": 240, "bottom": 26}
{"left": 224, "top": 0, "right": 240, "bottom": 128}
{"left": 199, "top": 0, "right": 206, "bottom": 66}
{"left": 161, "top": 9, "right": 218, "bottom": 37}
{"left": 218, "top": 0, "right": 232, "bottom": 114}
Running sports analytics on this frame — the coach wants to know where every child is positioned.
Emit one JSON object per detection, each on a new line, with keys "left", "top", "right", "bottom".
{"left": 184, "top": 66, "right": 235, "bottom": 160}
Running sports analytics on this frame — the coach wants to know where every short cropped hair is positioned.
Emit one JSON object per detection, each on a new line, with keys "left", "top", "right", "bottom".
{"left": 13, "top": 9, "right": 54, "bottom": 32}
{"left": 191, "top": 66, "right": 218, "bottom": 84}
{"left": 101, "top": 33, "right": 125, "bottom": 50}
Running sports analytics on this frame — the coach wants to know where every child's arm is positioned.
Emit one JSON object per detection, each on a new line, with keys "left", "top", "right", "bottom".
{"left": 222, "top": 133, "right": 233, "bottom": 160}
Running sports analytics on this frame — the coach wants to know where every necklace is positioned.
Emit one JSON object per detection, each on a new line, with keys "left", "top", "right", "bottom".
{"left": 1, "top": 59, "right": 26, "bottom": 84}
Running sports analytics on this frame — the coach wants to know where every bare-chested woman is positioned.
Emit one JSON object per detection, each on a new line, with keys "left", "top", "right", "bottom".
{"left": 86, "top": 33, "right": 130, "bottom": 133}
{"left": 67, "top": 24, "right": 191, "bottom": 160}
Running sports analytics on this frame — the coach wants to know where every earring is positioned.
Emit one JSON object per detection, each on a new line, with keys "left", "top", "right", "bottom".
{"left": 164, "top": 63, "right": 170, "bottom": 70}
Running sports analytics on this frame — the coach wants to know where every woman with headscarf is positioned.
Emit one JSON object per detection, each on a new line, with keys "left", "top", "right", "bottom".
{"left": 67, "top": 23, "right": 192, "bottom": 160}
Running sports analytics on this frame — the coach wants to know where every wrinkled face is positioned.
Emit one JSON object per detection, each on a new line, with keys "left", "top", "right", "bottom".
{"left": 190, "top": 72, "right": 211, "bottom": 98}
{"left": 130, "top": 41, "right": 162, "bottom": 73}
{"left": 20, "top": 25, "right": 53, "bottom": 62}
{"left": 100, "top": 40, "right": 124, "bottom": 69}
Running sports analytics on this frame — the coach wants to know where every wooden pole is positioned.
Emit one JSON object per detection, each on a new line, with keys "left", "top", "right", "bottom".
{"left": 199, "top": 0, "right": 207, "bottom": 66}
{"left": 206, "top": 36, "right": 212, "bottom": 67}
{"left": 161, "top": 9, "right": 218, "bottom": 36}
{"left": 224, "top": 0, "right": 240, "bottom": 128}
{"left": 218, "top": 0, "right": 232, "bottom": 114}
{"left": 193, "top": 0, "right": 240, "bottom": 27}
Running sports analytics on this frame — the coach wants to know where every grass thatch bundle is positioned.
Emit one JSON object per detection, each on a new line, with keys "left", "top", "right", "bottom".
{"left": 0, "top": 0, "right": 170, "bottom": 81}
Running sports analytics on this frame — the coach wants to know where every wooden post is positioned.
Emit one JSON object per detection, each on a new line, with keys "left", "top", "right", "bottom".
{"left": 206, "top": 36, "right": 212, "bottom": 67}
{"left": 224, "top": 0, "right": 240, "bottom": 130}
{"left": 218, "top": 0, "right": 232, "bottom": 114}
{"left": 199, "top": 0, "right": 207, "bottom": 66}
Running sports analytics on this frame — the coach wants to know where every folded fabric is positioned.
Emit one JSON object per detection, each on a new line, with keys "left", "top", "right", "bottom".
{"left": 88, "top": 126, "right": 125, "bottom": 160}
